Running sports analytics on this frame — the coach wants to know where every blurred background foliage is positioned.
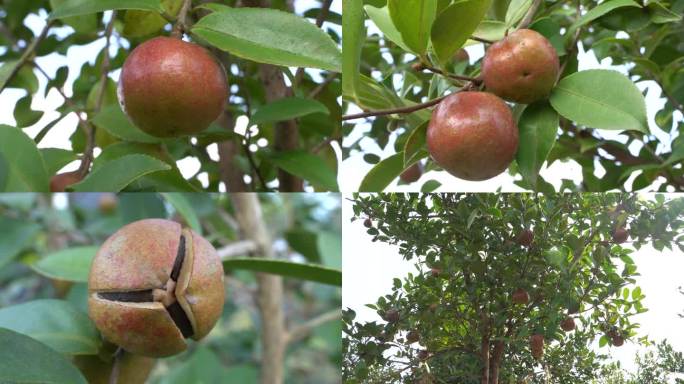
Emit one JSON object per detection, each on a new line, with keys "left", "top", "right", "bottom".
{"left": 0, "top": 192, "right": 341, "bottom": 383}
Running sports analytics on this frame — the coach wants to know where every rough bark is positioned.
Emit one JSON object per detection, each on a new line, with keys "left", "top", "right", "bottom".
{"left": 230, "top": 194, "right": 285, "bottom": 384}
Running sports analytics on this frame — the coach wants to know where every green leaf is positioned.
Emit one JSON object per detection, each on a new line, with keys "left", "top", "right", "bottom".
{"left": 14, "top": 95, "right": 43, "bottom": 128}
{"left": 0, "top": 328, "right": 87, "bottom": 383}
{"left": 505, "top": 0, "right": 532, "bottom": 28}
{"left": 318, "top": 231, "right": 342, "bottom": 269}
{"left": 664, "top": 138, "right": 684, "bottom": 166}
{"left": 91, "top": 104, "right": 161, "bottom": 144}
{"left": 250, "top": 97, "right": 329, "bottom": 125}
{"left": 549, "top": 69, "right": 648, "bottom": 133}
{"left": 421, "top": 179, "right": 441, "bottom": 192}
{"left": 286, "top": 229, "right": 321, "bottom": 263}
{"left": 30, "top": 246, "right": 98, "bottom": 283}
{"left": 364, "top": 6, "right": 412, "bottom": 53}
{"left": 567, "top": 0, "right": 640, "bottom": 36}
{"left": 267, "top": 150, "right": 338, "bottom": 191}
{"left": 161, "top": 193, "right": 202, "bottom": 234}
{"left": 41, "top": 148, "right": 78, "bottom": 176}
{"left": 192, "top": 7, "right": 341, "bottom": 71}
{"left": 50, "top": 0, "right": 163, "bottom": 20}
{"left": 70, "top": 154, "right": 171, "bottom": 192}
{"left": 158, "top": 347, "right": 230, "bottom": 384}
{"left": 49, "top": 0, "right": 97, "bottom": 34}
{"left": 431, "top": 0, "right": 492, "bottom": 66}
{"left": 0, "top": 300, "right": 100, "bottom": 355}
{"left": 0, "top": 125, "right": 49, "bottom": 191}
{"left": 222, "top": 258, "right": 341, "bottom": 286}
{"left": 0, "top": 217, "right": 41, "bottom": 269}
{"left": 342, "top": 0, "right": 366, "bottom": 100}
{"left": 403, "top": 121, "right": 428, "bottom": 167}
{"left": 515, "top": 101, "right": 559, "bottom": 189}
{"left": 388, "top": 0, "right": 438, "bottom": 55}
{"left": 359, "top": 152, "right": 404, "bottom": 192}
{"left": 0, "top": 60, "right": 20, "bottom": 92}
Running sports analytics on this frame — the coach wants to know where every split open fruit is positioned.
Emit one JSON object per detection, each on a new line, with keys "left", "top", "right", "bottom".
{"left": 88, "top": 219, "right": 225, "bottom": 357}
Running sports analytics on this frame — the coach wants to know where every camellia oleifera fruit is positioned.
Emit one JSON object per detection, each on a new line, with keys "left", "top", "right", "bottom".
{"left": 88, "top": 219, "right": 225, "bottom": 357}
{"left": 560, "top": 316, "right": 576, "bottom": 332}
{"left": 426, "top": 92, "right": 518, "bottom": 181}
{"left": 530, "top": 334, "right": 544, "bottom": 360}
{"left": 516, "top": 229, "right": 534, "bottom": 247}
{"left": 384, "top": 308, "right": 400, "bottom": 323}
{"left": 118, "top": 37, "right": 228, "bottom": 138}
{"left": 512, "top": 288, "right": 530, "bottom": 305}
{"left": 612, "top": 227, "right": 629, "bottom": 244}
{"left": 406, "top": 330, "right": 420, "bottom": 344}
{"left": 400, "top": 163, "right": 423, "bottom": 183}
{"left": 482, "top": 29, "right": 559, "bottom": 104}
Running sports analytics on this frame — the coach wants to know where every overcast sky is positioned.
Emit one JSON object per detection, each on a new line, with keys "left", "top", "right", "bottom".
{"left": 342, "top": 194, "right": 684, "bottom": 376}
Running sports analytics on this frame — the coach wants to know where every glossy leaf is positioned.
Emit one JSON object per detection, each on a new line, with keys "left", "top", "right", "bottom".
{"left": 549, "top": 70, "right": 648, "bottom": 133}
{"left": 0, "top": 125, "right": 49, "bottom": 192}
{"left": 267, "top": 150, "right": 338, "bottom": 191}
{"left": 41, "top": 148, "right": 78, "bottom": 176}
{"left": 222, "top": 258, "right": 341, "bottom": 286}
{"left": 358, "top": 152, "right": 404, "bottom": 192}
{"left": 30, "top": 246, "right": 98, "bottom": 283}
{"left": 516, "top": 101, "right": 559, "bottom": 189}
{"left": 388, "top": 0, "right": 438, "bottom": 55}
{"left": 364, "top": 5, "right": 411, "bottom": 53}
{"left": 0, "top": 217, "right": 41, "bottom": 269}
{"left": 568, "top": 0, "right": 640, "bottom": 36}
{"left": 0, "top": 328, "right": 87, "bottom": 384}
{"left": 70, "top": 154, "right": 171, "bottom": 192}
{"left": 192, "top": 7, "right": 341, "bottom": 71}
{"left": 90, "top": 104, "right": 161, "bottom": 144}
{"left": 50, "top": 0, "right": 163, "bottom": 19}
{"left": 250, "top": 97, "right": 329, "bottom": 125}
{"left": 505, "top": 0, "right": 532, "bottom": 28}
{"left": 342, "top": 0, "right": 366, "bottom": 100}
{"left": 161, "top": 193, "right": 202, "bottom": 234}
{"left": 0, "top": 300, "right": 100, "bottom": 355}
{"left": 431, "top": 0, "right": 492, "bottom": 66}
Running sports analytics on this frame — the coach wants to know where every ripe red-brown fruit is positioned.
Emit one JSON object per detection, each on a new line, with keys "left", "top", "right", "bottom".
{"left": 430, "top": 268, "right": 441, "bottom": 278}
{"left": 384, "top": 308, "right": 400, "bottom": 323}
{"left": 428, "top": 303, "right": 438, "bottom": 312}
{"left": 512, "top": 288, "right": 530, "bottom": 305}
{"left": 118, "top": 36, "right": 228, "bottom": 137}
{"left": 417, "top": 349, "right": 429, "bottom": 360}
{"left": 400, "top": 163, "right": 423, "bottom": 183}
{"left": 530, "top": 334, "right": 544, "bottom": 360}
{"left": 50, "top": 171, "right": 82, "bottom": 192}
{"left": 612, "top": 227, "right": 629, "bottom": 244}
{"left": 560, "top": 317, "right": 576, "bottom": 332}
{"left": 516, "top": 229, "right": 534, "bottom": 247}
{"left": 406, "top": 330, "right": 420, "bottom": 344}
{"left": 453, "top": 48, "right": 469, "bottom": 63}
{"left": 482, "top": 29, "right": 559, "bottom": 104}
{"left": 612, "top": 334, "right": 624, "bottom": 346}
{"left": 88, "top": 219, "right": 225, "bottom": 357}
{"left": 426, "top": 92, "right": 518, "bottom": 181}
{"left": 364, "top": 218, "right": 373, "bottom": 228}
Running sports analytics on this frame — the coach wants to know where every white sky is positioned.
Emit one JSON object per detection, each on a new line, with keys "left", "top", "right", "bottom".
{"left": 0, "top": 0, "right": 343, "bottom": 192}
{"left": 341, "top": 195, "right": 684, "bottom": 375}
{"left": 340, "top": 22, "right": 684, "bottom": 193}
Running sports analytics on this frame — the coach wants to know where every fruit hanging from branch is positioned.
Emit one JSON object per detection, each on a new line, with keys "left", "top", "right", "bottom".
{"left": 612, "top": 227, "right": 629, "bottom": 244}
{"left": 560, "top": 316, "right": 576, "bottom": 332}
{"left": 118, "top": 37, "right": 228, "bottom": 138}
{"left": 482, "top": 29, "right": 559, "bottom": 104}
{"left": 400, "top": 162, "right": 423, "bottom": 183}
{"left": 426, "top": 92, "right": 518, "bottom": 181}
{"left": 88, "top": 219, "right": 225, "bottom": 357}
{"left": 530, "top": 334, "right": 545, "bottom": 360}
{"left": 406, "top": 330, "right": 420, "bottom": 344}
{"left": 383, "top": 308, "right": 400, "bottom": 323}
{"left": 516, "top": 229, "right": 534, "bottom": 247}
{"left": 512, "top": 288, "right": 530, "bottom": 305}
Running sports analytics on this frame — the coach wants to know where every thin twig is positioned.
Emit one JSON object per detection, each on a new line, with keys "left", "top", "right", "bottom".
{"left": 217, "top": 240, "right": 258, "bottom": 259}
{"left": 294, "top": 0, "right": 333, "bottom": 87}
{"left": 342, "top": 95, "right": 448, "bottom": 121}
{"left": 470, "top": 35, "right": 494, "bottom": 44}
{"left": 108, "top": 348, "right": 124, "bottom": 384}
{"left": 308, "top": 72, "right": 338, "bottom": 99}
{"left": 518, "top": 0, "right": 543, "bottom": 30}
{"left": 171, "top": 0, "right": 193, "bottom": 38}
{"left": 78, "top": 11, "right": 116, "bottom": 178}
{"left": 419, "top": 63, "right": 482, "bottom": 84}
{"left": 286, "top": 309, "right": 341, "bottom": 344}
{"left": 242, "top": 129, "right": 269, "bottom": 191}
{"left": 0, "top": 20, "right": 54, "bottom": 93}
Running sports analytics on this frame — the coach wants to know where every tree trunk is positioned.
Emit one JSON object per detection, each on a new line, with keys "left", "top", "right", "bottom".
{"left": 489, "top": 340, "right": 505, "bottom": 384}
{"left": 230, "top": 194, "right": 285, "bottom": 384}
{"left": 240, "top": 0, "right": 303, "bottom": 192}
{"left": 481, "top": 336, "right": 490, "bottom": 384}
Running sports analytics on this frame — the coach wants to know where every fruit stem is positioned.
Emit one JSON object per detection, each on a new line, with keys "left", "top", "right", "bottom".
{"left": 470, "top": 35, "right": 493, "bottom": 44}
{"left": 171, "top": 0, "right": 193, "bottom": 39}
{"left": 418, "top": 63, "right": 482, "bottom": 85}
{"left": 341, "top": 94, "right": 449, "bottom": 121}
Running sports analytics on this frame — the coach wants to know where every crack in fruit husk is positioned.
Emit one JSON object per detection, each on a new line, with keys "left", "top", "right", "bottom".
{"left": 95, "top": 232, "right": 195, "bottom": 338}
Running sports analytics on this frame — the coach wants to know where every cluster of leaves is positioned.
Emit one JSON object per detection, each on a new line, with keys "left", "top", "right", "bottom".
{"left": 0, "top": 193, "right": 341, "bottom": 383}
{"left": 597, "top": 339, "right": 684, "bottom": 384}
{"left": 342, "top": 0, "right": 684, "bottom": 192}
{"left": 343, "top": 193, "right": 684, "bottom": 383}
{"left": 0, "top": 0, "right": 341, "bottom": 192}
